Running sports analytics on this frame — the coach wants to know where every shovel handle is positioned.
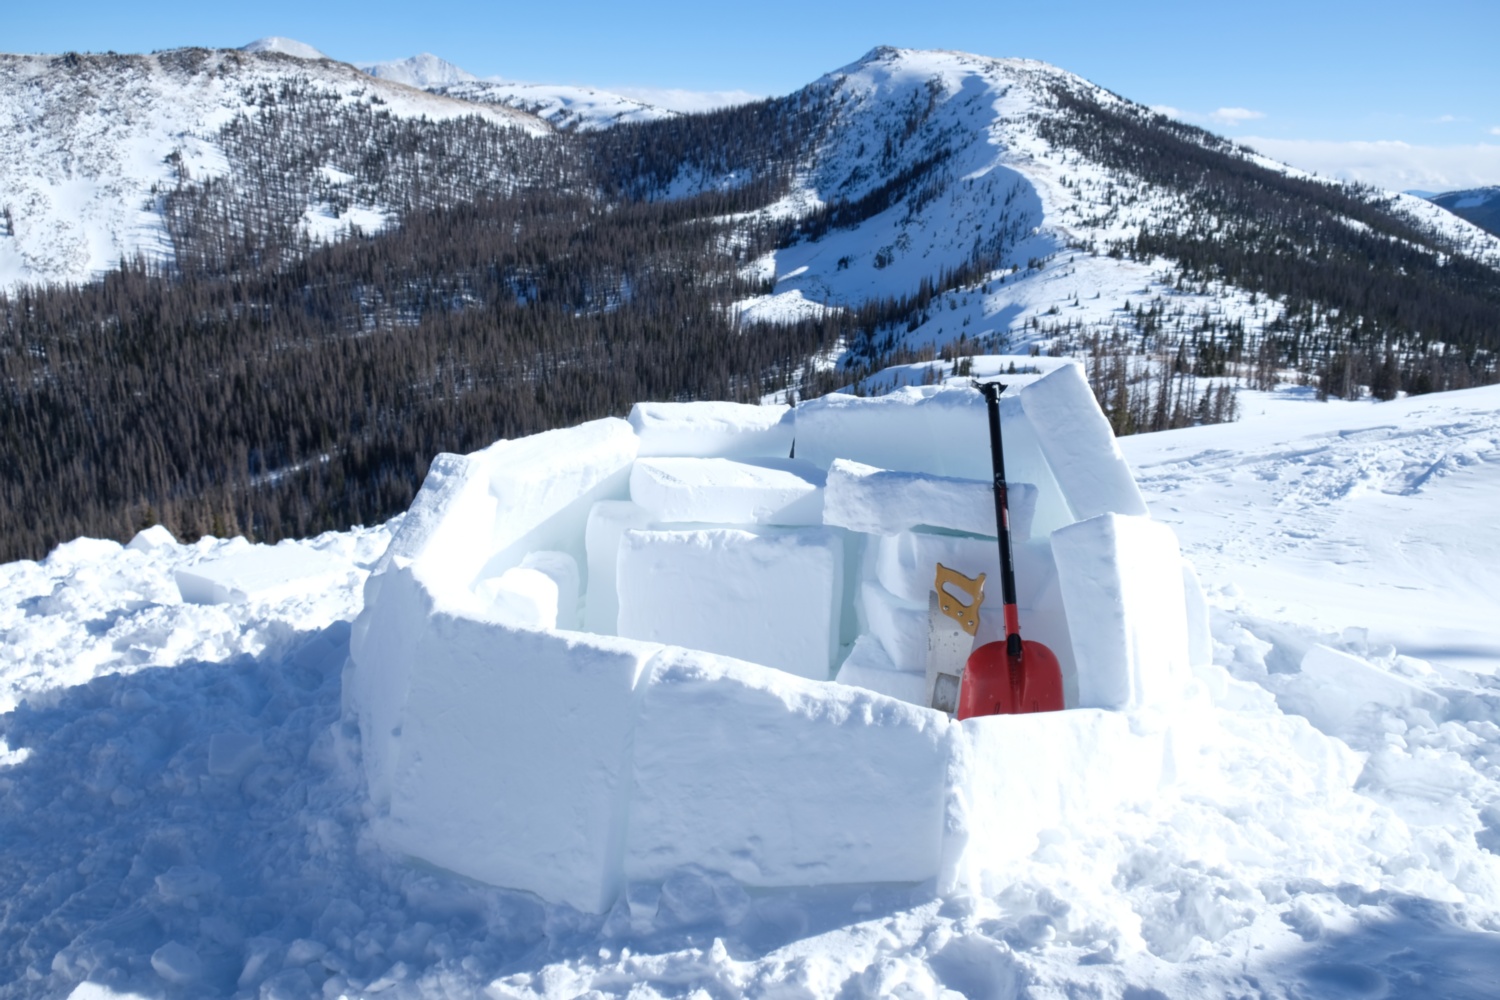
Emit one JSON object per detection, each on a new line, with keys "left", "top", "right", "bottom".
{"left": 980, "top": 382, "right": 1021, "bottom": 636}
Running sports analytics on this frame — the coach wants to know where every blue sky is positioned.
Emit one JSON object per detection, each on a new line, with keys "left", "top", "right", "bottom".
{"left": 9, "top": 0, "right": 1498, "bottom": 189}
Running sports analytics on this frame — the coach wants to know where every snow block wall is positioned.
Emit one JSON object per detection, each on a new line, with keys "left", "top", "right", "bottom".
{"left": 348, "top": 362, "right": 1200, "bottom": 911}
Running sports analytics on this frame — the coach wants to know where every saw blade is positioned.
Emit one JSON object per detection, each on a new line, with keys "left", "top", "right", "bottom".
{"left": 926, "top": 589, "right": 971, "bottom": 714}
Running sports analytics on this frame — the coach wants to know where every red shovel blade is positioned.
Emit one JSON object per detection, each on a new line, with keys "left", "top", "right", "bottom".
{"left": 957, "top": 638, "right": 1065, "bottom": 718}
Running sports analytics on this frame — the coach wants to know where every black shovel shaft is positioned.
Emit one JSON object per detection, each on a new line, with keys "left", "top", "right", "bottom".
{"left": 980, "top": 382, "right": 1020, "bottom": 624}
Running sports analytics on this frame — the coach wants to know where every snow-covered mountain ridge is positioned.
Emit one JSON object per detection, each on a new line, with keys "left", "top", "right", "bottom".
{"left": 350, "top": 46, "right": 678, "bottom": 129}
{"left": 5, "top": 38, "right": 1497, "bottom": 316}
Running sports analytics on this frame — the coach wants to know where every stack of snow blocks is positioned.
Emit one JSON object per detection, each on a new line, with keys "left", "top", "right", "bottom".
{"left": 349, "top": 363, "right": 1212, "bottom": 913}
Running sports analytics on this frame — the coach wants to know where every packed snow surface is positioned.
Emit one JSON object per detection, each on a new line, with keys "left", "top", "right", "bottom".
{"left": 2, "top": 383, "right": 1500, "bottom": 998}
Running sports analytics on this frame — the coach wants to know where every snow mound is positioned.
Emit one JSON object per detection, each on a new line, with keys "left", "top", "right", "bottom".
{"left": 347, "top": 362, "right": 1199, "bottom": 910}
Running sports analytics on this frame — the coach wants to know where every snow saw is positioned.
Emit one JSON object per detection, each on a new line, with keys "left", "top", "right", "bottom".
{"left": 958, "top": 381, "right": 1064, "bottom": 718}
{"left": 927, "top": 563, "right": 985, "bottom": 714}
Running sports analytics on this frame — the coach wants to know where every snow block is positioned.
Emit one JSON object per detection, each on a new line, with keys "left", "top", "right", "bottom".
{"left": 860, "top": 579, "right": 929, "bottom": 673}
{"left": 1050, "top": 513, "right": 1191, "bottom": 710}
{"left": 378, "top": 451, "right": 496, "bottom": 586}
{"left": 617, "top": 528, "right": 843, "bottom": 680}
{"left": 584, "top": 500, "right": 655, "bottom": 634}
{"left": 955, "top": 709, "right": 1170, "bottom": 878}
{"left": 625, "top": 647, "right": 952, "bottom": 887}
{"left": 794, "top": 384, "right": 1073, "bottom": 538}
{"left": 836, "top": 635, "right": 929, "bottom": 705}
{"left": 470, "top": 417, "right": 638, "bottom": 579}
{"left": 127, "top": 524, "right": 178, "bottom": 553}
{"left": 874, "top": 531, "right": 1001, "bottom": 607}
{"left": 174, "top": 544, "right": 350, "bottom": 605}
{"left": 822, "top": 458, "right": 1037, "bottom": 540}
{"left": 1282, "top": 644, "right": 1448, "bottom": 735}
{"left": 473, "top": 563, "right": 565, "bottom": 631}
{"left": 629, "top": 400, "right": 794, "bottom": 458}
{"left": 522, "top": 550, "right": 580, "bottom": 630}
{"left": 630, "top": 457, "right": 825, "bottom": 526}
{"left": 378, "top": 579, "right": 662, "bottom": 913}
{"left": 1018, "top": 363, "right": 1148, "bottom": 520}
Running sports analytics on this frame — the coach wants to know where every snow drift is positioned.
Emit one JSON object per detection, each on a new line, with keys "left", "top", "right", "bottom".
{"left": 347, "top": 361, "right": 1204, "bottom": 911}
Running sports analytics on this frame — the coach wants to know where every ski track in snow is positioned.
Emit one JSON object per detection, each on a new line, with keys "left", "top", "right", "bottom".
{"left": 2, "top": 389, "right": 1500, "bottom": 998}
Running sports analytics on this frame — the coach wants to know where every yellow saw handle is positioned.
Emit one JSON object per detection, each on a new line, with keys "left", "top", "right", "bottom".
{"left": 934, "top": 563, "right": 985, "bottom": 637}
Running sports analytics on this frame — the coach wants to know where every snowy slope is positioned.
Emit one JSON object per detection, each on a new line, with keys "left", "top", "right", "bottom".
{"left": 0, "top": 45, "right": 546, "bottom": 289}
{"left": 2, "top": 386, "right": 1498, "bottom": 998}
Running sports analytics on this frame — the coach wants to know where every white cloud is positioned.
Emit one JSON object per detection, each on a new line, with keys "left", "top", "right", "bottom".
{"left": 608, "top": 86, "right": 764, "bottom": 113}
{"left": 1209, "top": 107, "right": 1266, "bottom": 126}
{"left": 1491, "top": 126, "right": 1500, "bottom": 137}
{"left": 1242, "top": 136, "right": 1500, "bottom": 193}
{"left": 1434, "top": 114, "right": 1459, "bottom": 124}
{"left": 1149, "top": 104, "right": 1184, "bottom": 119}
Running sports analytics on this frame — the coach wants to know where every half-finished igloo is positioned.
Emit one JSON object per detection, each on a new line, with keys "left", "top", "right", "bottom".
{"left": 347, "top": 360, "right": 1210, "bottom": 912}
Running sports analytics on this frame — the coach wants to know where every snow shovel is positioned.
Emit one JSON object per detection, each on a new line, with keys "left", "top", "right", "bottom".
{"left": 957, "top": 382, "right": 1065, "bottom": 718}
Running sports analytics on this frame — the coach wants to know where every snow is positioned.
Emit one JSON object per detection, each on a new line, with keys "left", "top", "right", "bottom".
{"left": 431, "top": 79, "right": 678, "bottom": 131}
{"left": 471, "top": 417, "right": 638, "bottom": 583}
{"left": 857, "top": 577, "right": 928, "bottom": 673}
{"left": 1120, "top": 383, "right": 1500, "bottom": 673}
{"left": 3, "top": 379, "right": 1500, "bottom": 996}
{"left": 625, "top": 648, "right": 952, "bottom": 889}
{"left": 356, "top": 53, "right": 477, "bottom": 89}
{"left": 822, "top": 457, "right": 1037, "bottom": 539}
{"left": 583, "top": 500, "right": 654, "bottom": 634}
{"left": 835, "top": 634, "right": 929, "bottom": 704}
{"left": 0, "top": 47, "right": 546, "bottom": 291}
{"left": 628, "top": 457, "right": 824, "bottom": 526}
{"left": 173, "top": 543, "right": 352, "bottom": 605}
{"left": 796, "top": 380, "right": 1074, "bottom": 538}
{"left": 1019, "top": 362, "right": 1150, "bottom": 520}
{"left": 616, "top": 528, "right": 845, "bottom": 681}
{"left": 628, "top": 400, "right": 794, "bottom": 459}
{"left": 240, "top": 37, "right": 328, "bottom": 61}
{"left": 374, "top": 578, "right": 659, "bottom": 913}
{"left": 1051, "top": 513, "right": 1193, "bottom": 710}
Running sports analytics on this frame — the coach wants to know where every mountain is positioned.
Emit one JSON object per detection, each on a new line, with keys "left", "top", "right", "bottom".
{"left": 240, "top": 35, "right": 329, "bottom": 60}
{"left": 429, "top": 78, "right": 678, "bottom": 130}
{"left": 355, "top": 51, "right": 476, "bottom": 88}
{"left": 1430, "top": 185, "right": 1500, "bottom": 237}
{"left": 2, "top": 43, "right": 1500, "bottom": 560}
{"left": 0, "top": 44, "right": 546, "bottom": 289}
{"left": 744, "top": 48, "right": 1500, "bottom": 375}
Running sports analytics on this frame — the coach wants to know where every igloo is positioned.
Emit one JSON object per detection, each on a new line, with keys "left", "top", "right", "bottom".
{"left": 347, "top": 361, "right": 1206, "bottom": 912}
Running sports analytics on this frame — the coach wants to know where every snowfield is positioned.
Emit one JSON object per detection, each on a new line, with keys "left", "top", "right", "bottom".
{"left": 1, "top": 379, "right": 1498, "bottom": 998}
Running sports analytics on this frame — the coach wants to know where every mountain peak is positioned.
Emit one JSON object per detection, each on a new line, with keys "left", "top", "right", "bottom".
{"left": 358, "top": 52, "right": 477, "bottom": 89}
{"left": 240, "top": 36, "right": 328, "bottom": 60}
